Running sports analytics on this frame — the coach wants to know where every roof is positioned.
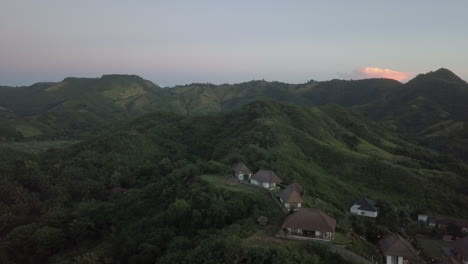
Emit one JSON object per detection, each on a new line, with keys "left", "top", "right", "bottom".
{"left": 232, "top": 162, "right": 252, "bottom": 174}
{"left": 437, "top": 218, "right": 468, "bottom": 228}
{"left": 378, "top": 233, "right": 419, "bottom": 258}
{"left": 353, "top": 198, "right": 377, "bottom": 212}
{"left": 289, "top": 182, "right": 303, "bottom": 193}
{"left": 251, "top": 170, "right": 282, "bottom": 184}
{"left": 280, "top": 184, "right": 305, "bottom": 204}
{"left": 437, "top": 257, "right": 459, "bottom": 264}
{"left": 282, "top": 208, "right": 336, "bottom": 233}
{"left": 453, "top": 236, "right": 468, "bottom": 260}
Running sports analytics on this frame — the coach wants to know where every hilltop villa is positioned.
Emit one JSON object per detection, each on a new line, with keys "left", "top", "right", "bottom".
{"left": 378, "top": 233, "right": 419, "bottom": 264}
{"left": 279, "top": 183, "right": 304, "bottom": 210}
{"left": 281, "top": 208, "right": 336, "bottom": 241}
{"left": 232, "top": 162, "right": 253, "bottom": 181}
{"left": 250, "top": 170, "right": 282, "bottom": 189}
{"left": 350, "top": 198, "right": 378, "bottom": 218}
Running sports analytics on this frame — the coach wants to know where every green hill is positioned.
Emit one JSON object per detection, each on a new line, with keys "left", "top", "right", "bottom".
{"left": 359, "top": 68, "right": 468, "bottom": 160}
{"left": 1, "top": 100, "right": 467, "bottom": 263}
{"left": 0, "top": 76, "right": 400, "bottom": 140}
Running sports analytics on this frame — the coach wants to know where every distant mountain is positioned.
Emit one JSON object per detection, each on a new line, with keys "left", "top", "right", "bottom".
{"left": 359, "top": 68, "right": 468, "bottom": 159}
{"left": 0, "top": 75, "right": 400, "bottom": 140}
{"left": 2, "top": 68, "right": 468, "bottom": 160}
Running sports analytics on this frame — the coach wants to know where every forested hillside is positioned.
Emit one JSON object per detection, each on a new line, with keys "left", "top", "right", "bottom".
{"left": 359, "top": 68, "right": 468, "bottom": 160}
{"left": 2, "top": 68, "right": 467, "bottom": 161}
{"left": 0, "top": 75, "right": 400, "bottom": 140}
{"left": 1, "top": 101, "right": 467, "bottom": 263}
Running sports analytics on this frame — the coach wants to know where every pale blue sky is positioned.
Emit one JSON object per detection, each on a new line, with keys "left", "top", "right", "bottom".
{"left": 1, "top": 0, "right": 467, "bottom": 86}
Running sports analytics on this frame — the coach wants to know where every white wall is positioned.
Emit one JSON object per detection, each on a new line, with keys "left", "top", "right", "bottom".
{"left": 283, "top": 202, "right": 302, "bottom": 209}
{"left": 236, "top": 173, "right": 251, "bottom": 181}
{"left": 385, "top": 255, "right": 403, "bottom": 264}
{"left": 417, "top": 214, "right": 428, "bottom": 222}
{"left": 350, "top": 205, "right": 378, "bottom": 218}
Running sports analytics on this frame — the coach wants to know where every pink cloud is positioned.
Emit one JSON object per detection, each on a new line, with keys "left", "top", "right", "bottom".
{"left": 355, "top": 67, "right": 413, "bottom": 82}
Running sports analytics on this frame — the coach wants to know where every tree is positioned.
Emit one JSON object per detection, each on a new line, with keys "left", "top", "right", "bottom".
{"left": 32, "top": 226, "right": 66, "bottom": 257}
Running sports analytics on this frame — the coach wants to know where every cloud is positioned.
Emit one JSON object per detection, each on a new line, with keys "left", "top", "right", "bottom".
{"left": 340, "top": 67, "right": 413, "bottom": 82}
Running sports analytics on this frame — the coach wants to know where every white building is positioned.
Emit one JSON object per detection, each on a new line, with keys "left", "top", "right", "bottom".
{"left": 350, "top": 198, "right": 378, "bottom": 218}
{"left": 417, "top": 214, "right": 428, "bottom": 222}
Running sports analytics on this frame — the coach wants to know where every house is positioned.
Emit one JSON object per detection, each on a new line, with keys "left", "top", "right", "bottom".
{"left": 378, "top": 233, "right": 419, "bottom": 264}
{"left": 250, "top": 170, "right": 282, "bottom": 189}
{"left": 452, "top": 236, "right": 468, "bottom": 264}
{"left": 417, "top": 214, "right": 428, "bottom": 222}
{"left": 232, "top": 162, "right": 253, "bottom": 181}
{"left": 281, "top": 208, "right": 336, "bottom": 241}
{"left": 279, "top": 183, "right": 305, "bottom": 210}
{"left": 350, "top": 198, "right": 378, "bottom": 218}
{"left": 429, "top": 218, "right": 438, "bottom": 227}
{"left": 427, "top": 217, "right": 468, "bottom": 232}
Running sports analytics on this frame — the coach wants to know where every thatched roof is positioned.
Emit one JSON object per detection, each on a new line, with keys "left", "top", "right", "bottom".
{"left": 232, "top": 162, "right": 252, "bottom": 174}
{"left": 378, "top": 233, "right": 419, "bottom": 258}
{"left": 280, "top": 184, "right": 305, "bottom": 204}
{"left": 453, "top": 236, "right": 468, "bottom": 260}
{"left": 251, "top": 170, "right": 282, "bottom": 184}
{"left": 289, "top": 182, "right": 303, "bottom": 193}
{"left": 282, "top": 208, "right": 336, "bottom": 232}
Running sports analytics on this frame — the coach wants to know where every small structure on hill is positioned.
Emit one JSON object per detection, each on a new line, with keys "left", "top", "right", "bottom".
{"left": 232, "top": 162, "right": 253, "bottom": 181}
{"left": 428, "top": 217, "right": 468, "bottom": 232}
{"left": 281, "top": 208, "right": 336, "bottom": 241}
{"left": 452, "top": 236, "right": 468, "bottom": 264}
{"left": 257, "top": 216, "right": 269, "bottom": 226}
{"left": 378, "top": 233, "right": 419, "bottom": 264}
{"left": 417, "top": 214, "right": 428, "bottom": 222}
{"left": 250, "top": 170, "right": 282, "bottom": 189}
{"left": 279, "top": 183, "right": 304, "bottom": 210}
{"left": 350, "top": 198, "right": 378, "bottom": 218}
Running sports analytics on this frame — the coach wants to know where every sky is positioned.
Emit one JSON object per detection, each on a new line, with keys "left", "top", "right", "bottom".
{"left": 1, "top": 0, "right": 468, "bottom": 87}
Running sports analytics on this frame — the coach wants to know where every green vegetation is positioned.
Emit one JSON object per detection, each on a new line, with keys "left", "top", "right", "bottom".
{"left": 1, "top": 99, "right": 468, "bottom": 263}
{"left": 0, "top": 140, "right": 79, "bottom": 153}
{"left": 2, "top": 68, "right": 467, "bottom": 162}
{"left": 1, "top": 69, "right": 468, "bottom": 263}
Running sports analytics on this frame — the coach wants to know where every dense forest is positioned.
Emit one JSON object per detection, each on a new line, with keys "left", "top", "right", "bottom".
{"left": 1, "top": 69, "right": 468, "bottom": 263}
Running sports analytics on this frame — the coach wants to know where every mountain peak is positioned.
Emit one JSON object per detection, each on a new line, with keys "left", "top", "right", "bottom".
{"left": 409, "top": 68, "right": 466, "bottom": 85}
